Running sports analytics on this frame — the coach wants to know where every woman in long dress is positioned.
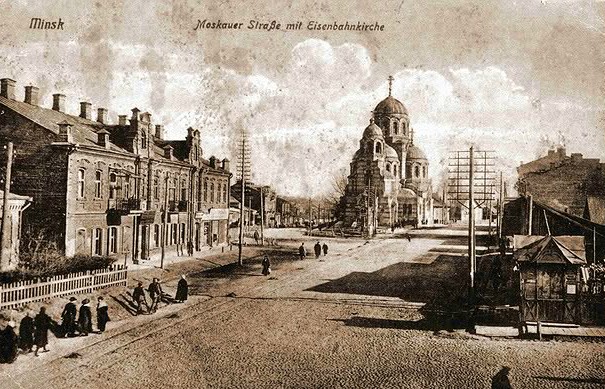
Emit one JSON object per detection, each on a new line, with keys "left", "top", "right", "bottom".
{"left": 175, "top": 275, "right": 188, "bottom": 303}
{"left": 34, "top": 307, "right": 52, "bottom": 356}
{"left": 19, "top": 311, "right": 35, "bottom": 353}
{"left": 96, "top": 297, "right": 110, "bottom": 333}
{"left": 261, "top": 255, "right": 271, "bottom": 276}
{"left": 78, "top": 299, "right": 93, "bottom": 336}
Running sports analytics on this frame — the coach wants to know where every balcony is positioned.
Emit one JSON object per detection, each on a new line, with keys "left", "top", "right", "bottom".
{"left": 108, "top": 198, "right": 145, "bottom": 214}
{"left": 169, "top": 200, "right": 189, "bottom": 213}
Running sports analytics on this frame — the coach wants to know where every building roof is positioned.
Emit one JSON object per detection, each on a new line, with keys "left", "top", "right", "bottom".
{"left": 406, "top": 144, "right": 427, "bottom": 160}
{"left": 514, "top": 235, "right": 586, "bottom": 265}
{"left": 398, "top": 188, "right": 417, "bottom": 199}
{"left": 0, "top": 189, "right": 32, "bottom": 202}
{"left": 384, "top": 144, "right": 398, "bottom": 159}
{"left": 362, "top": 120, "right": 384, "bottom": 139}
{"left": 373, "top": 96, "right": 408, "bottom": 115}
{"left": 586, "top": 196, "right": 605, "bottom": 225}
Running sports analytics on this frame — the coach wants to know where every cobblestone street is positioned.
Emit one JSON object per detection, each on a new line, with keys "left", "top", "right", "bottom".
{"left": 2, "top": 228, "right": 604, "bottom": 388}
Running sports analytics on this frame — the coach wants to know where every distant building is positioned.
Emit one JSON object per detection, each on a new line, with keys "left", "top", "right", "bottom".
{"left": 0, "top": 77, "right": 230, "bottom": 264}
{"left": 340, "top": 77, "right": 433, "bottom": 232}
{"left": 231, "top": 181, "right": 277, "bottom": 227}
{"left": 517, "top": 148, "right": 605, "bottom": 217}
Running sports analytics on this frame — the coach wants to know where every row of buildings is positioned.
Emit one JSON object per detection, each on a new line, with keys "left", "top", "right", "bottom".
{"left": 0, "top": 77, "right": 233, "bottom": 267}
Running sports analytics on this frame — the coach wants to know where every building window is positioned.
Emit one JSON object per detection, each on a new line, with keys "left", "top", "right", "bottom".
{"left": 109, "top": 173, "right": 117, "bottom": 199}
{"left": 154, "top": 224, "right": 160, "bottom": 247}
{"left": 93, "top": 228, "right": 103, "bottom": 256}
{"left": 223, "top": 183, "right": 227, "bottom": 203}
{"left": 94, "top": 170, "right": 102, "bottom": 199}
{"left": 422, "top": 166, "right": 427, "bottom": 178}
{"left": 386, "top": 163, "right": 391, "bottom": 173}
{"left": 124, "top": 175, "right": 131, "bottom": 198}
{"left": 415, "top": 165, "right": 420, "bottom": 178}
{"left": 394, "top": 164, "right": 398, "bottom": 177}
{"left": 180, "top": 223, "right": 186, "bottom": 243}
{"left": 108, "top": 227, "right": 118, "bottom": 254}
{"left": 204, "top": 179, "right": 208, "bottom": 202}
{"left": 153, "top": 176, "right": 159, "bottom": 200}
{"left": 375, "top": 142, "right": 382, "bottom": 154}
{"left": 181, "top": 179, "right": 187, "bottom": 201}
{"left": 210, "top": 183, "right": 214, "bottom": 203}
{"left": 141, "top": 131, "right": 147, "bottom": 149}
{"left": 171, "top": 224, "right": 177, "bottom": 245}
{"left": 77, "top": 168, "right": 85, "bottom": 198}
{"left": 169, "top": 178, "right": 176, "bottom": 202}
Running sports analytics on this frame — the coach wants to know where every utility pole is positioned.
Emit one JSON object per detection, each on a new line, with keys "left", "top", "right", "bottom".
{"left": 1, "top": 142, "right": 14, "bottom": 271}
{"left": 498, "top": 172, "right": 504, "bottom": 239}
{"left": 468, "top": 146, "right": 476, "bottom": 320}
{"left": 308, "top": 198, "right": 312, "bottom": 236}
{"left": 260, "top": 186, "right": 265, "bottom": 246}
{"left": 237, "top": 135, "right": 246, "bottom": 266}
{"left": 161, "top": 173, "right": 169, "bottom": 269}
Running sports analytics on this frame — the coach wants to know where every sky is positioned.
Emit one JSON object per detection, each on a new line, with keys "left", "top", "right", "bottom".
{"left": 0, "top": 0, "right": 604, "bottom": 197}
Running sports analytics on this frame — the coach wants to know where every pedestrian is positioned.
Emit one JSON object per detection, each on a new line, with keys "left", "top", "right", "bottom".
{"left": 0, "top": 317, "right": 18, "bottom": 364}
{"left": 61, "top": 297, "right": 78, "bottom": 337}
{"left": 322, "top": 242, "right": 329, "bottom": 256}
{"left": 187, "top": 240, "right": 194, "bottom": 256}
{"left": 148, "top": 278, "right": 163, "bottom": 313}
{"left": 175, "top": 275, "right": 188, "bottom": 303}
{"left": 261, "top": 255, "right": 271, "bottom": 276}
{"left": 78, "top": 299, "right": 93, "bottom": 336}
{"left": 406, "top": 233, "right": 411, "bottom": 242}
{"left": 176, "top": 242, "right": 182, "bottom": 256}
{"left": 33, "top": 307, "right": 52, "bottom": 356}
{"left": 298, "top": 242, "right": 306, "bottom": 260}
{"left": 314, "top": 241, "right": 322, "bottom": 259}
{"left": 253, "top": 230, "right": 260, "bottom": 245}
{"left": 19, "top": 310, "right": 35, "bottom": 353}
{"left": 96, "top": 297, "right": 110, "bottom": 333}
{"left": 133, "top": 282, "right": 148, "bottom": 315}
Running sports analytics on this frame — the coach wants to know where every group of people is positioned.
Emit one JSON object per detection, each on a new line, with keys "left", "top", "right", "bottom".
{"left": 132, "top": 276, "right": 188, "bottom": 315}
{"left": 59, "top": 296, "right": 110, "bottom": 338}
{"left": 176, "top": 241, "right": 195, "bottom": 257}
{"left": 298, "top": 241, "right": 329, "bottom": 261}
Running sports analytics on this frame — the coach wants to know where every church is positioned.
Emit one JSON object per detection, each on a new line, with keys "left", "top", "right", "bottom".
{"left": 340, "top": 77, "right": 433, "bottom": 233}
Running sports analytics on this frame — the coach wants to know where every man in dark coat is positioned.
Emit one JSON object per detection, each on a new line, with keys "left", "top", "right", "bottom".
{"left": 61, "top": 297, "right": 78, "bottom": 337}
{"left": 133, "top": 282, "right": 148, "bottom": 315}
{"left": 148, "top": 278, "right": 163, "bottom": 313}
{"left": 314, "top": 242, "right": 322, "bottom": 259}
{"left": 253, "top": 230, "right": 260, "bottom": 245}
{"left": 34, "top": 307, "right": 52, "bottom": 356}
{"left": 491, "top": 366, "right": 512, "bottom": 389}
{"left": 19, "top": 311, "right": 35, "bottom": 353}
{"left": 322, "top": 243, "right": 329, "bottom": 256}
{"left": 261, "top": 256, "right": 271, "bottom": 276}
{"left": 78, "top": 299, "right": 93, "bottom": 336}
{"left": 175, "top": 275, "right": 189, "bottom": 303}
{"left": 96, "top": 297, "right": 110, "bottom": 333}
{"left": 0, "top": 319, "right": 18, "bottom": 364}
{"left": 298, "top": 243, "right": 306, "bottom": 260}
{"left": 187, "top": 241, "right": 194, "bottom": 256}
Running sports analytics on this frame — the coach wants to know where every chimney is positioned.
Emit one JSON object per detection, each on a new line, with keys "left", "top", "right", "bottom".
{"left": 222, "top": 158, "right": 230, "bottom": 172}
{"left": 57, "top": 120, "right": 73, "bottom": 143}
{"left": 96, "top": 129, "right": 110, "bottom": 149}
{"left": 209, "top": 156, "right": 217, "bottom": 169}
{"left": 118, "top": 115, "right": 128, "bottom": 126}
{"left": 163, "top": 145, "right": 173, "bottom": 160}
{"left": 97, "top": 108, "right": 108, "bottom": 124}
{"left": 557, "top": 146, "right": 566, "bottom": 157}
{"left": 24, "top": 85, "right": 39, "bottom": 105}
{"left": 571, "top": 153, "right": 583, "bottom": 163}
{"left": 155, "top": 124, "right": 164, "bottom": 140}
{"left": 52, "top": 93, "right": 66, "bottom": 112}
{"left": 0, "top": 78, "right": 16, "bottom": 100}
{"left": 547, "top": 149, "right": 555, "bottom": 157}
{"left": 80, "top": 102, "right": 92, "bottom": 120}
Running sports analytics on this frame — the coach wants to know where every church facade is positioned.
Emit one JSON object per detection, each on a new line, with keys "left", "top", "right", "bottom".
{"left": 341, "top": 77, "right": 433, "bottom": 232}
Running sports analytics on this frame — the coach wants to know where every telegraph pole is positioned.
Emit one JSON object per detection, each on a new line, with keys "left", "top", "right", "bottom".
{"left": 260, "top": 186, "right": 265, "bottom": 246}
{"left": 468, "top": 146, "right": 476, "bottom": 317}
{"left": 238, "top": 136, "right": 246, "bottom": 266}
{"left": 308, "top": 198, "right": 312, "bottom": 236}
{"left": 1, "top": 142, "right": 14, "bottom": 271}
{"left": 498, "top": 172, "right": 504, "bottom": 239}
{"left": 160, "top": 173, "right": 169, "bottom": 269}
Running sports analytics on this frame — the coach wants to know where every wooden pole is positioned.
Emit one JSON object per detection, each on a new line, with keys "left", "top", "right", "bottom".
{"left": 160, "top": 174, "right": 168, "bottom": 269}
{"left": 1, "top": 142, "right": 14, "bottom": 270}
{"left": 498, "top": 172, "right": 504, "bottom": 239}
{"left": 468, "top": 145, "right": 476, "bottom": 331}
{"left": 260, "top": 186, "right": 264, "bottom": 246}
{"left": 238, "top": 136, "right": 245, "bottom": 266}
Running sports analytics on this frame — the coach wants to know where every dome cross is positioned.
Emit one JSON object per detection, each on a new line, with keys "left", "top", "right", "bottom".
{"left": 388, "top": 75, "right": 394, "bottom": 96}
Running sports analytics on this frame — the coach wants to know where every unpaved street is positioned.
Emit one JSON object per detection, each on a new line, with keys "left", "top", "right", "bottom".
{"left": 2, "top": 229, "right": 604, "bottom": 388}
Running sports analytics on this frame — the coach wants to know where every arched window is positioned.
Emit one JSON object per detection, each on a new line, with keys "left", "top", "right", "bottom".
{"left": 386, "top": 163, "right": 391, "bottom": 173}
{"left": 423, "top": 166, "right": 427, "bottom": 178}
{"left": 393, "top": 120, "right": 398, "bottom": 135}
{"left": 375, "top": 142, "right": 382, "bottom": 154}
{"left": 153, "top": 176, "right": 159, "bottom": 200}
{"left": 223, "top": 183, "right": 227, "bottom": 203}
{"left": 93, "top": 228, "right": 103, "bottom": 256}
{"left": 210, "top": 183, "right": 214, "bottom": 203}
{"left": 394, "top": 164, "right": 398, "bottom": 177}
{"left": 94, "top": 170, "right": 102, "bottom": 199}
{"left": 141, "top": 131, "right": 147, "bottom": 149}
{"left": 415, "top": 165, "right": 420, "bottom": 178}
{"left": 181, "top": 179, "right": 187, "bottom": 201}
{"left": 204, "top": 179, "right": 208, "bottom": 202}
{"left": 77, "top": 168, "right": 85, "bottom": 198}
{"left": 109, "top": 172, "right": 117, "bottom": 199}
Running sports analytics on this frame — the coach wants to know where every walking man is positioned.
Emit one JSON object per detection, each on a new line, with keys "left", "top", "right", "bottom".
{"left": 187, "top": 240, "right": 194, "bottom": 256}
{"left": 0, "top": 317, "right": 18, "bottom": 364}
{"left": 298, "top": 242, "right": 306, "bottom": 260}
{"left": 175, "top": 275, "right": 189, "bottom": 303}
{"left": 19, "top": 311, "right": 35, "bottom": 353}
{"left": 322, "top": 242, "right": 329, "bottom": 256}
{"left": 261, "top": 255, "right": 271, "bottom": 276}
{"left": 254, "top": 230, "right": 260, "bottom": 245}
{"left": 34, "top": 307, "right": 52, "bottom": 356}
{"left": 314, "top": 241, "right": 322, "bottom": 259}
{"left": 148, "top": 278, "right": 163, "bottom": 313}
{"left": 133, "top": 282, "right": 148, "bottom": 315}
{"left": 61, "top": 297, "right": 78, "bottom": 337}
{"left": 78, "top": 299, "right": 93, "bottom": 336}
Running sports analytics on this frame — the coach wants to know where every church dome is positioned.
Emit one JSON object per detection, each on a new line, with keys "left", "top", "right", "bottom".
{"left": 374, "top": 96, "right": 408, "bottom": 115}
{"left": 362, "top": 119, "right": 384, "bottom": 139}
{"left": 407, "top": 144, "right": 427, "bottom": 161}
{"left": 384, "top": 144, "right": 398, "bottom": 159}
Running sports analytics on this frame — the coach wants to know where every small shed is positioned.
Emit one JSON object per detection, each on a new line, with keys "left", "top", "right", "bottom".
{"left": 515, "top": 235, "right": 586, "bottom": 324}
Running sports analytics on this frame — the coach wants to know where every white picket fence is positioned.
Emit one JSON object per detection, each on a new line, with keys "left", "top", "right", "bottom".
{"left": 0, "top": 265, "right": 128, "bottom": 310}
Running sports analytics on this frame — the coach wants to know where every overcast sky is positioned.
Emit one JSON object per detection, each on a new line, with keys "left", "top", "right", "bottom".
{"left": 1, "top": 0, "right": 603, "bottom": 196}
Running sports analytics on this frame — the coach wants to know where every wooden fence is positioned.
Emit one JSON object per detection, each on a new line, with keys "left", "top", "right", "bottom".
{"left": 0, "top": 265, "right": 128, "bottom": 310}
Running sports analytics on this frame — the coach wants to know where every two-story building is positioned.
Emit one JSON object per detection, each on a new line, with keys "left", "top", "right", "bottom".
{"left": 0, "top": 77, "right": 230, "bottom": 264}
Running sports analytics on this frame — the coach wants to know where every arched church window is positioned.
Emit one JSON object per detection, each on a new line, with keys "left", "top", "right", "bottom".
{"left": 423, "top": 166, "right": 427, "bottom": 178}
{"left": 375, "top": 142, "right": 382, "bottom": 154}
{"left": 415, "top": 165, "right": 420, "bottom": 178}
{"left": 393, "top": 120, "right": 398, "bottom": 135}
{"left": 400, "top": 121, "right": 405, "bottom": 135}
{"left": 141, "top": 131, "right": 147, "bottom": 149}
{"left": 394, "top": 164, "right": 398, "bottom": 177}
{"left": 386, "top": 163, "right": 391, "bottom": 173}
